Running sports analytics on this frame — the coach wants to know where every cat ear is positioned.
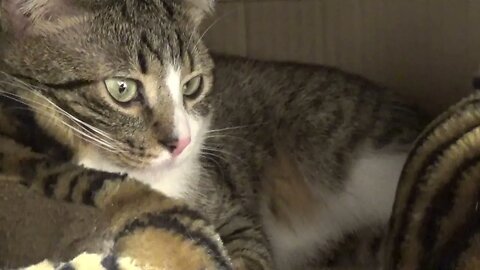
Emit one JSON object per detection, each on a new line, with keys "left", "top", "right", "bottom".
{"left": 1, "top": 0, "right": 84, "bottom": 36}
{"left": 182, "top": 0, "right": 215, "bottom": 26}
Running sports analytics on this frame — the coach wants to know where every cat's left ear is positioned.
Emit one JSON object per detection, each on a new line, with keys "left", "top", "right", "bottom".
{"left": 181, "top": 0, "right": 215, "bottom": 26}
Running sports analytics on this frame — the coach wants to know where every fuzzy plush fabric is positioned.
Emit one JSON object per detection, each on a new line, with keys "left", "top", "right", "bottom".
{"left": 0, "top": 182, "right": 108, "bottom": 268}
{"left": 25, "top": 253, "right": 143, "bottom": 270}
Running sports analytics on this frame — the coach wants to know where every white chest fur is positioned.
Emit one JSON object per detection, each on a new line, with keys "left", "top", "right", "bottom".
{"left": 78, "top": 150, "right": 199, "bottom": 200}
{"left": 261, "top": 147, "right": 408, "bottom": 270}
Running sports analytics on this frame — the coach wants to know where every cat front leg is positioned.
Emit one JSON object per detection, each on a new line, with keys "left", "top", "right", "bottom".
{"left": 215, "top": 200, "right": 273, "bottom": 270}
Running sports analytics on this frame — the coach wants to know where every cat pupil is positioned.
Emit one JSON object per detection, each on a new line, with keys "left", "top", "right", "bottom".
{"left": 118, "top": 82, "right": 127, "bottom": 94}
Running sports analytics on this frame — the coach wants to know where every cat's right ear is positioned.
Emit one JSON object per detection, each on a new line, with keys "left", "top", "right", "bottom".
{"left": 0, "top": 0, "right": 84, "bottom": 37}
{"left": 181, "top": 0, "right": 215, "bottom": 27}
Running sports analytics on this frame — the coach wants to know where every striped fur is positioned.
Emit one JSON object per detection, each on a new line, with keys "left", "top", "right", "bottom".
{"left": 383, "top": 91, "right": 480, "bottom": 270}
{"left": 0, "top": 137, "right": 231, "bottom": 270}
{"left": 0, "top": 1, "right": 427, "bottom": 269}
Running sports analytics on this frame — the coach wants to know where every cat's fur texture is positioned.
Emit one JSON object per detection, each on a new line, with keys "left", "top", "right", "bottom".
{"left": 0, "top": 0, "right": 427, "bottom": 269}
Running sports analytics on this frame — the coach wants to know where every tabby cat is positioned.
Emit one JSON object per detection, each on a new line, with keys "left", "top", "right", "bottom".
{"left": 0, "top": 0, "right": 426, "bottom": 269}
{"left": 383, "top": 90, "right": 480, "bottom": 270}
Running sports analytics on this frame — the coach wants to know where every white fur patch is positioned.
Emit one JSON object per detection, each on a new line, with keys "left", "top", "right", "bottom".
{"left": 166, "top": 66, "right": 182, "bottom": 106}
{"left": 261, "top": 146, "right": 408, "bottom": 270}
{"left": 166, "top": 66, "right": 191, "bottom": 140}
{"left": 77, "top": 112, "right": 209, "bottom": 199}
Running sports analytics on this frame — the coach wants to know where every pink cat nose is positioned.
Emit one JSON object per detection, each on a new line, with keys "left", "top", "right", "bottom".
{"left": 173, "top": 137, "right": 191, "bottom": 157}
{"left": 160, "top": 137, "right": 191, "bottom": 157}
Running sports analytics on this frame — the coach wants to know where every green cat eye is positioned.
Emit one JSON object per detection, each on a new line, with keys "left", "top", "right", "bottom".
{"left": 104, "top": 78, "right": 138, "bottom": 103}
{"left": 182, "top": 75, "right": 203, "bottom": 98}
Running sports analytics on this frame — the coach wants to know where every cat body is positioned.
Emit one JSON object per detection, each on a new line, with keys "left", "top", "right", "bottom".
{"left": 0, "top": 0, "right": 426, "bottom": 269}
{"left": 203, "top": 56, "right": 425, "bottom": 269}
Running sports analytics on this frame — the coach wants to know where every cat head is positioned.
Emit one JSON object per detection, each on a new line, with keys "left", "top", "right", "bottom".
{"left": 0, "top": 0, "right": 215, "bottom": 188}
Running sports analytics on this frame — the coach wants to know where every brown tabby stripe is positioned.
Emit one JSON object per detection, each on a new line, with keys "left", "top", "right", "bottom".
{"left": 116, "top": 213, "right": 232, "bottom": 270}
{"left": 428, "top": 188, "right": 480, "bottom": 269}
{"left": 390, "top": 101, "right": 480, "bottom": 268}
{"left": 44, "top": 174, "right": 59, "bottom": 197}
{"left": 66, "top": 176, "right": 80, "bottom": 202}
{"left": 159, "top": 205, "right": 208, "bottom": 222}
{"left": 417, "top": 155, "right": 480, "bottom": 268}
{"left": 141, "top": 32, "right": 164, "bottom": 65}
{"left": 38, "top": 168, "right": 127, "bottom": 206}
{"left": 137, "top": 50, "right": 149, "bottom": 74}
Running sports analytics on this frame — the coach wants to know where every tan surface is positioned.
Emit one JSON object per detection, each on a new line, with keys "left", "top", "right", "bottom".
{"left": 204, "top": 0, "right": 480, "bottom": 115}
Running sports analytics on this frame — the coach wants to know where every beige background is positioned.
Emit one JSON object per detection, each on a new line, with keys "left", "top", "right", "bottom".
{"left": 204, "top": 0, "right": 480, "bottom": 115}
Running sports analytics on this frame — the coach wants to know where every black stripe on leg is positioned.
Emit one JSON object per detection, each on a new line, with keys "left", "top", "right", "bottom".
{"left": 66, "top": 176, "right": 79, "bottom": 202}
{"left": 82, "top": 171, "right": 126, "bottom": 206}
{"left": 101, "top": 254, "right": 119, "bottom": 270}
{"left": 159, "top": 206, "right": 207, "bottom": 221}
{"left": 82, "top": 176, "right": 104, "bottom": 206}
{"left": 44, "top": 174, "right": 59, "bottom": 198}
{"left": 116, "top": 213, "right": 232, "bottom": 270}
{"left": 58, "top": 263, "right": 75, "bottom": 270}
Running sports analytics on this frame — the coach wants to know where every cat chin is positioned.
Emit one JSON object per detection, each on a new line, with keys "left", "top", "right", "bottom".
{"left": 77, "top": 140, "right": 203, "bottom": 199}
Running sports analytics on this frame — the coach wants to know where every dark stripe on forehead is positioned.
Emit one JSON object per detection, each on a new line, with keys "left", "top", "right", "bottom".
{"left": 175, "top": 29, "right": 185, "bottom": 60}
{"left": 141, "top": 32, "right": 164, "bottom": 65}
{"left": 137, "top": 50, "right": 149, "bottom": 74}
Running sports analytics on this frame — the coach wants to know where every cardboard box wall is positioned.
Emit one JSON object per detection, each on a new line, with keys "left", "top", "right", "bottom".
{"left": 204, "top": 0, "right": 480, "bottom": 115}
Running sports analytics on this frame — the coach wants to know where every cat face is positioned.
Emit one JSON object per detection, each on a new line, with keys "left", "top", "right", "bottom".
{"left": 0, "top": 0, "right": 215, "bottom": 189}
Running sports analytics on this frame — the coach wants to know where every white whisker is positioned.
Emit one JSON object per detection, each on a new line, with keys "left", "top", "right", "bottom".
{"left": 0, "top": 87, "right": 124, "bottom": 153}
{"left": 5, "top": 105, "right": 117, "bottom": 153}
{"left": 0, "top": 77, "right": 125, "bottom": 151}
